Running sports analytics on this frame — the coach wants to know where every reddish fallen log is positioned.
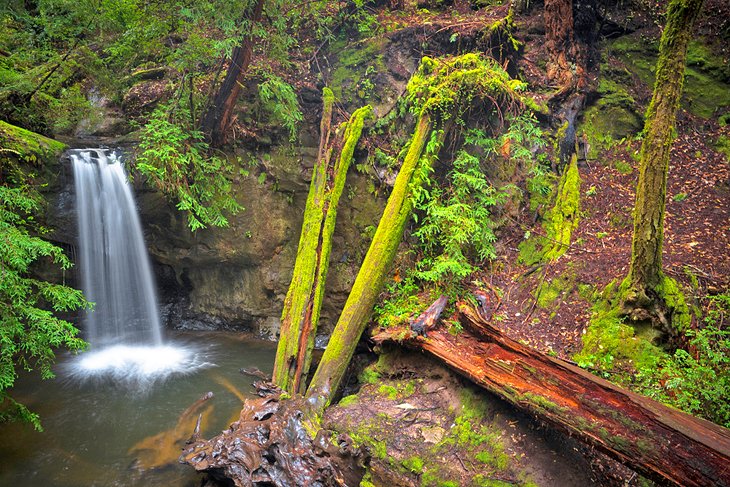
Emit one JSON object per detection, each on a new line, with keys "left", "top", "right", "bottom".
{"left": 373, "top": 302, "right": 730, "bottom": 487}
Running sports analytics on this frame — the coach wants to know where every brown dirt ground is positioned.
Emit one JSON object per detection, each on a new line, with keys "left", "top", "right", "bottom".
{"left": 481, "top": 110, "right": 730, "bottom": 360}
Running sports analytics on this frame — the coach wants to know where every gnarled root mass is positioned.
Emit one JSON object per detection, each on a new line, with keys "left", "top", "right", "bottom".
{"left": 180, "top": 382, "right": 368, "bottom": 487}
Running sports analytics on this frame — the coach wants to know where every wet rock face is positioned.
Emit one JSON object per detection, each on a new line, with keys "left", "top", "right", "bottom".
{"left": 136, "top": 147, "right": 383, "bottom": 338}
{"left": 44, "top": 140, "right": 383, "bottom": 338}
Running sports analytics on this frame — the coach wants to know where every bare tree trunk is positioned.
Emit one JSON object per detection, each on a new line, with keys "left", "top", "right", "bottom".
{"left": 624, "top": 0, "right": 704, "bottom": 319}
{"left": 373, "top": 302, "right": 730, "bottom": 487}
{"left": 273, "top": 91, "right": 373, "bottom": 394}
{"left": 199, "top": 0, "right": 264, "bottom": 147}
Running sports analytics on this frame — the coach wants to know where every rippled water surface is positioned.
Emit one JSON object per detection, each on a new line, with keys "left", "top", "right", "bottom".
{"left": 0, "top": 332, "right": 276, "bottom": 487}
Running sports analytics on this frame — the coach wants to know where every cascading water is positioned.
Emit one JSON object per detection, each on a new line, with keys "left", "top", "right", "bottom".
{"left": 69, "top": 149, "right": 206, "bottom": 385}
{"left": 72, "top": 148, "right": 162, "bottom": 346}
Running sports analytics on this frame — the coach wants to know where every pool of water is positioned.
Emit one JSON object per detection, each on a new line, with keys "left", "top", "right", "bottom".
{"left": 0, "top": 332, "right": 276, "bottom": 487}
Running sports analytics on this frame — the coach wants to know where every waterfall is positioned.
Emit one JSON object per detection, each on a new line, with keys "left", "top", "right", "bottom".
{"left": 72, "top": 148, "right": 162, "bottom": 346}
{"left": 69, "top": 149, "right": 204, "bottom": 385}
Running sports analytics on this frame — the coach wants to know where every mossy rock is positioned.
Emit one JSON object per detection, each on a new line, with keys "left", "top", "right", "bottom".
{"left": 329, "top": 37, "right": 389, "bottom": 107}
{"left": 0, "top": 120, "right": 66, "bottom": 164}
{"left": 609, "top": 35, "right": 730, "bottom": 120}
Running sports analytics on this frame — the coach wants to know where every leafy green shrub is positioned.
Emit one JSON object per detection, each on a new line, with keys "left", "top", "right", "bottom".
{"left": 0, "top": 181, "right": 87, "bottom": 430}
{"left": 257, "top": 71, "right": 303, "bottom": 141}
{"left": 136, "top": 106, "right": 243, "bottom": 231}
{"left": 637, "top": 294, "right": 730, "bottom": 427}
{"left": 412, "top": 128, "right": 513, "bottom": 286}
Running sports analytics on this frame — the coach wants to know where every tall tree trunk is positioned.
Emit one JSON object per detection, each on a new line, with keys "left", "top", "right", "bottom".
{"left": 273, "top": 90, "right": 373, "bottom": 394}
{"left": 306, "top": 115, "right": 440, "bottom": 401}
{"left": 625, "top": 0, "right": 704, "bottom": 314}
{"left": 199, "top": 0, "right": 264, "bottom": 147}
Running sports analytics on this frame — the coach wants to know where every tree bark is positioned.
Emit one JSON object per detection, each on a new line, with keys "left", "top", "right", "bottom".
{"left": 626, "top": 0, "right": 704, "bottom": 309}
{"left": 199, "top": 0, "right": 264, "bottom": 147}
{"left": 306, "top": 114, "right": 439, "bottom": 401}
{"left": 373, "top": 301, "right": 730, "bottom": 487}
{"left": 273, "top": 91, "right": 373, "bottom": 394}
{"left": 544, "top": 0, "right": 581, "bottom": 95}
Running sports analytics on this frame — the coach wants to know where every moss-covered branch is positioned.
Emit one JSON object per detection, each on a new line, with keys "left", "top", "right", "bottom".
{"left": 273, "top": 89, "right": 373, "bottom": 393}
{"left": 306, "top": 113, "right": 437, "bottom": 400}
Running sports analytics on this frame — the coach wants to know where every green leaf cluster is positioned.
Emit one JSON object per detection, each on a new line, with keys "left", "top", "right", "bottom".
{"left": 0, "top": 159, "right": 88, "bottom": 430}
{"left": 135, "top": 106, "right": 243, "bottom": 231}
{"left": 411, "top": 128, "right": 512, "bottom": 287}
{"left": 636, "top": 294, "right": 730, "bottom": 428}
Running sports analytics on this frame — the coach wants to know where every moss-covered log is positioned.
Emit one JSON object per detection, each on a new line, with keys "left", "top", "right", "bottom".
{"left": 307, "top": 54, "right": 530, "bottom": 401}
{"left": 625, "top": 0, "right": 704, "bottom": 318}
{"left": 273, "top": 91, "right": 373, "bottom": 394}
{"left": 307, "top": 113, "right": 436, "bottom": 400}
{"left": 373, "top": 303, "right": 730, "bottom": 487}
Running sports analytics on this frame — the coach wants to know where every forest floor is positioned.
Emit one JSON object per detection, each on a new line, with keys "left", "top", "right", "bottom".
{"left": 487, "top": 113, "right": 730, "bottom": 359}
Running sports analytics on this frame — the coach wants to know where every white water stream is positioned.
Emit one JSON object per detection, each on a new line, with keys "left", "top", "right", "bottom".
{"left": 69, "top": 149, "right": 201, "bottom": 384}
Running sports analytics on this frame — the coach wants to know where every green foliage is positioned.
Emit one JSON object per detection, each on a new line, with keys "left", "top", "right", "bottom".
{"left": 136, "top": 106, "right": 243, "bottom": 231}
{"left": 411, "top": 128, "right": 513, "bottom": 287}
{"left": 257, "top": 70, "right": 303, "bottom": 141}
{"left": 636, "top": 294, "right": 730, "bottom": 427}
{"left": 0, "top": 162, "right": 88, "bottom": 430}
{"left": 577, "top": 280, "right": 728, "bottom": 428}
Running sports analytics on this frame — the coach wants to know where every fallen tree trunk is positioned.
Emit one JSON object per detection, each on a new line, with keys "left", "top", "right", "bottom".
{"left": 373, "top": 301, "right": 730, "bottom": 487}
{"left": 273, "top": 90, "right": 372, "bottom": 394}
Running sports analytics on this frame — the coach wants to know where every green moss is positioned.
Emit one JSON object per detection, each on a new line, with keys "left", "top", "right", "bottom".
{"left": 609, "top": 36, "right": 730, "bottom": 120}
{"left": 535, "top": 270, "right": 576, "bottom": 309}
{"left": 376, "top": 379, "right": 418, "bottom": 400}
{"left": 519, "top": 157, "right": 580, "bottom": 265}
{"left": 715, "top": 135, "right": 730, "bottom": 162}
{"left": 0, "top": 120, "right": 66, "bottom": 164}
{"left": 517, "top": 237, "right": 543, "bottom": 266}
{"left": 654, "top": 274, "right": 690, "bottom": 333}
{"left": 579, "top": 74, "right": 643, "bottom": 158}
{"left": 542, "top": 156, "right": 580, "bottom": 261}
{"left": 330, "top": 38, "right": 388, "bottom": 104}
{"left": 406, "top": 53, "right": 527, "bottom": 124}
{"left": 360, "top": 471, "right": 376, "bottom": 487}
{"left": 575, "top": 280, "right": 667, "bottom": 375}
{"left": 339, "top": 394, "right": 359, "bottom": 407}
{"left": 378, "top": 384, "right": 399, "bottom": 400}
{"left": 519, "top": 392, "right": 567, "bottom": 414}
{"left": 402, "top": 456, "right": 424, "bottom": 473}
{"left": 358, "top": 366, "right": 381, "bottom": 385}
{"left": 473, "top": 475, "right": 514, "bottom": 487}
{"left": 475, "top": 449, "right": 509, "bottom": 470}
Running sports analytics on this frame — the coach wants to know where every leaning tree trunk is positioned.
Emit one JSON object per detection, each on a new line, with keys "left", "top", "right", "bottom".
{"left": 625, "top": 0, "right": 704, "bottom": 310}
{"left": 273, "top": 91, "right": 373, "bottom": 394}
{"left": 373, "top": 301, "right": 730, "bottom": 487}
{"left": 306, "top": 114, "right": 439, "bottom": 400}
{"left": 199, "top": 0, "right": 264, "bottom": 147}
